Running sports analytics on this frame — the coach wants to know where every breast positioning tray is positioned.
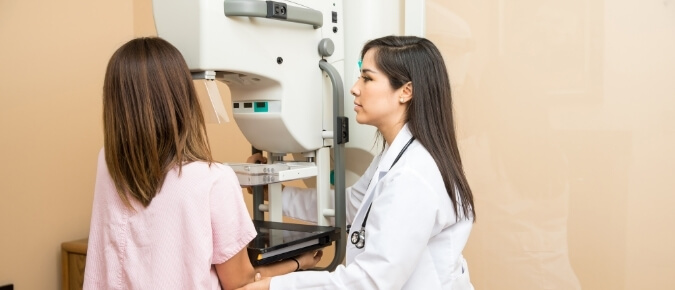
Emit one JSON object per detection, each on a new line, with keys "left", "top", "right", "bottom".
{"left": 248, "top": 220, "right": 340, "bottom": 266}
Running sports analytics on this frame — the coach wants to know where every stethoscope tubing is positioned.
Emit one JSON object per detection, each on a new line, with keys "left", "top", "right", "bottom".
{"left": 350, "top": 136, "right": 416, "bottom": 249}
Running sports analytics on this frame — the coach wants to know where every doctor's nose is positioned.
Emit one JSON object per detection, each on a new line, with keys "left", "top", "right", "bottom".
{"left": 350, "top": 86, "right": 359, "bottom": 97}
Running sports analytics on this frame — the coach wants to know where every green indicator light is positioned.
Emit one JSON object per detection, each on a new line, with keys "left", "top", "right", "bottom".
{"left": 253, "top": 102, "right": 268, "bottom": 113}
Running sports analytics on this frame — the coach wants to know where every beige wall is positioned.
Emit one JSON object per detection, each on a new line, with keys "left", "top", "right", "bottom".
{"left": 428, "top": 0, "right": 675, "bottom": 289}
{"left": 0, "top": 1, "right": 130, "bottom": 289}
{"left": 2, "top": 0, "right": 674, "bottom": 289}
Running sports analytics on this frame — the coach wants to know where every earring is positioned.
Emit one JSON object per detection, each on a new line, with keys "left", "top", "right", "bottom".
{"left": 399, "top": 97, "right": 404, "bottom": 103}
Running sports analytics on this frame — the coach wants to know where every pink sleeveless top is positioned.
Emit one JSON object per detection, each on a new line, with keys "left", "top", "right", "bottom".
{"left": 84, "top": 149, "right": 256, "bottom": 289}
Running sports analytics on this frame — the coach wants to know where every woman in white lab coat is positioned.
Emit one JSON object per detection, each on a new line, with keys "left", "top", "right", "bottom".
{"left": 242, "top": 35, "right": 476, "bottom": 290}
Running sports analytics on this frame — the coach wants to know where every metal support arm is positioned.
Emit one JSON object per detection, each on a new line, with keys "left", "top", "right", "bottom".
{"left": 319, "top": 59, "right": 347, "bottom": 270}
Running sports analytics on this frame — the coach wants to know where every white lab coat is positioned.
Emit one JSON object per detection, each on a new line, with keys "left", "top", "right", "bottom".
{"left": 271, "top": 125, "right": 474, "bottom": 290}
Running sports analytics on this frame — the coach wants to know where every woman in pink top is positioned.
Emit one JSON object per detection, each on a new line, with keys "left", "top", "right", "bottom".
{"left": 84, "top": 37, "right": 322, "bottom": 290}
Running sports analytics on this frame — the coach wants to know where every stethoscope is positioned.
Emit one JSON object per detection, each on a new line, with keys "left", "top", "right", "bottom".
{"left": 350, "top": 136, "right": 415, "bottom": 249}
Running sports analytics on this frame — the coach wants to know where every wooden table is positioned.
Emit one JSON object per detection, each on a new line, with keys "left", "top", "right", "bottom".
{"left": 61, "top": 238, "right": 87, "bottom": 290}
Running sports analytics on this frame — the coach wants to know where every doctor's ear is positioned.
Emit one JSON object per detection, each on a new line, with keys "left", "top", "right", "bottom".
{"left": 399, "top": 82, "right": 413, "bottom": 103}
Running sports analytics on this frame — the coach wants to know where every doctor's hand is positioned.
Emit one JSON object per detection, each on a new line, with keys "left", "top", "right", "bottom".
{"left": 244, "top": 153, "right": 285, "bottom": 198}
{"left": 244, "top": 153, "right": 269, "bottom": 196}
{"left": 235, "top": 274, "right": 271, "bottom": 290}
{"left": 247, "top": 153, "right": 267, "bottom": 164}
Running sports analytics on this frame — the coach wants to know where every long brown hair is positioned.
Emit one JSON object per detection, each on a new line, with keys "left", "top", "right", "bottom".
{"left": 103, "top": 37, "right": 213, "bottom": 208}
{"left": 362, "top": 35, "right": 475, "bottom": 221}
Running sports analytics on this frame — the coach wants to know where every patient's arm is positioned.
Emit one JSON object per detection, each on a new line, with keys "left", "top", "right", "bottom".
{"left": 215, "top": 247, "right": 323, "bottom": 290}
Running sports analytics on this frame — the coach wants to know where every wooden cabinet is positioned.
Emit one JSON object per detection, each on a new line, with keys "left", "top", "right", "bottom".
{"left": 61, "top": 238, "right": 87, "bottom": 290}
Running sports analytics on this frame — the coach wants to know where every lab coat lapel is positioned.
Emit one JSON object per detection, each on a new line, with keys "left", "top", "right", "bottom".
{"left": 361, "top": 125, "right": 414, "bottom": 213}
{"left": 346, "top": 124, "right": 414, "bottom": 264}
{"left": 371, "top": 124, "right": 414, "bottom": 184}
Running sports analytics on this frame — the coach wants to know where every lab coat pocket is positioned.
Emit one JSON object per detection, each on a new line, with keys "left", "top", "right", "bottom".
{"left": 452, "top": 258, "right": 474, "bottom": 290}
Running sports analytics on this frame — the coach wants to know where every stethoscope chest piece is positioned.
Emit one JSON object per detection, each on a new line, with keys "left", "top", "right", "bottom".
{"left": 351, "top": 228, "right": 366, "bottom": 249}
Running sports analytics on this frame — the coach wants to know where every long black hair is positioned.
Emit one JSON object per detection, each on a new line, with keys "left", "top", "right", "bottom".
{"left": 362, "top": 35, "right": 475, "bottom": 221}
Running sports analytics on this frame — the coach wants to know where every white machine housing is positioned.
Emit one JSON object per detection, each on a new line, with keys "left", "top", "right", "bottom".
{"left": 153, "top": 0, "right": 344, "bottom": 154}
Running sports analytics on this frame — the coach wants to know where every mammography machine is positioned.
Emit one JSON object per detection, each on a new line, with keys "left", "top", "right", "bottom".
{"left": 153, "top": 0, "right": 425, "bottom": 270}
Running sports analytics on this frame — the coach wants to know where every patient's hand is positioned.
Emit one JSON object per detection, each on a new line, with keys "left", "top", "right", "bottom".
{"left": 235, "top": 251, "right": 323, "bottom": 290}
{"left": 296, "top": 249, "right": 324, "bottom": 270}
